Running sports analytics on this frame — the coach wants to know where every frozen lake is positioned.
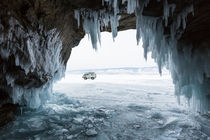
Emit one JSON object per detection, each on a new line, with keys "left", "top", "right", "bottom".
{"left": 0, "top": 68, "right": 209, "bottom": 139}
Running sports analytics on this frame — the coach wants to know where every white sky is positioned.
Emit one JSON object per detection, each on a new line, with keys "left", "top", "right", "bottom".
{"left": 67, "top": 30, "right": 157, "bottom": 70}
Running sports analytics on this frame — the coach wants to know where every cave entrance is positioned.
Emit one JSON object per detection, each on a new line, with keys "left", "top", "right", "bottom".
{"left": 53, "top": 30, "right": 188, "bottom": 111}
{"left": 54, "top": 30, "right": 180, "bottom": 108}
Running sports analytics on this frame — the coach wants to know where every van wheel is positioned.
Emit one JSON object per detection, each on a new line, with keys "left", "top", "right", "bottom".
{"left": 91, "top": 77, "right": 95, "bottom": 80}
{"left": 84, "top": 77, "right": 87, "bottom": 80}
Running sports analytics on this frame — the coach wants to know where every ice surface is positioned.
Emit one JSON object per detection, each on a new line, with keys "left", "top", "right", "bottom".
{"left": 0, "top": 73, "right": 208, "bottom": 139}
{"left": 74, "top": 1, "right": 209, "bottom": 113}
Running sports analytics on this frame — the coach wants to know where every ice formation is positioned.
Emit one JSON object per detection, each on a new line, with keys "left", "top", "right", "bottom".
{"left": 0, "top": 17, "right": 65, "bottom": 108}
{"left": 74, "top": 4, "right": 120, "bottom": 49}
{"left": 74, "top": 0, "right": 210, "bottom": 113}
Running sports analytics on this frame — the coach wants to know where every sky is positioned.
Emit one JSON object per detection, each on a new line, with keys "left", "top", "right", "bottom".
{"left": 67, "top": 30, "right": 157, "bottom": 70}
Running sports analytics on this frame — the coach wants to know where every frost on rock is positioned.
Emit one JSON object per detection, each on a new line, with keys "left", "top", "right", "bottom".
{"left": 0, "top": 17, "right": 65, "bottom": 108}
{"left": 74, "top": 0, "right": 209, "bottom": 113}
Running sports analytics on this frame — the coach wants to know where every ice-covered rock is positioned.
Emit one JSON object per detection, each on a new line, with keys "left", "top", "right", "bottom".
{"left": 85, "top": 128, "right": 98, "bottom": 136}
{"left": 87, "top": 124, "right": 94, "bottom": 128}
{"left": 0, "top": 16, "right": 65, "bottom": 108}
{"left": 66, "top": 135, "right": 74, "bottom": 139}
{"left": 133, "top": 124, "right": 141, "bottom": 129}
{"left": 72, "top": 117, "right": 84, "bottom": 124}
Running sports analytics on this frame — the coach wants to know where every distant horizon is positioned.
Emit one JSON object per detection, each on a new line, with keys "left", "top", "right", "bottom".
{"left": 66, "top": 66, "right": 158, "bottom": 72}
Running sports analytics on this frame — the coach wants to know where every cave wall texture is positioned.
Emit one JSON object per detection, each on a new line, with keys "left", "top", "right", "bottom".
{"left": 0, "top": 0, "right": 210, "bottom": 119}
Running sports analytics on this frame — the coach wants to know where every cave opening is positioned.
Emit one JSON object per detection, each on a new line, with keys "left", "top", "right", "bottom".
{"left": 54, "top": 29, "right": 178, "bottom": 110}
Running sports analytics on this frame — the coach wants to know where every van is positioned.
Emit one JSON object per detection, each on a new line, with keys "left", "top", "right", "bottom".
{"left": 82, "top": 72, "right": 96, "bottom": 80}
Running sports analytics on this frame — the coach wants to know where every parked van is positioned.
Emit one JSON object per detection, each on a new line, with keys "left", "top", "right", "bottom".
{"left": 82, "top": 72, "right": 96, "bottom": 80}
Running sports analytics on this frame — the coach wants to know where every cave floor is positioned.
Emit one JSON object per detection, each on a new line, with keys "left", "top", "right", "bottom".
{"left": 0, "top": 72, "right": 209, "bottom": 140}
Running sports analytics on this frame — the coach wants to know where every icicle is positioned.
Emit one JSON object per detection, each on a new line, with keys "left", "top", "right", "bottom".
{"left": 101, "top": 13, "right": 110, "bottom": 29}
{"left": 126, "top": 0, "right": 138, "bottom": 14}
{"left": 6, "top": 75, "right": 14, "bottom": 87}
{"left": 113, "top": 0, "right": 118, "bottom": 15}
{"left": 82, "top": 11, "right": 101, "bottom": 49}
{"left": 180, "top": 5, "right": 194, "bottom": 30}
{"left": 110, "top": 15, "right": 120, "bottom": 40}
{"left": 163, "top": 0, "right": 169, "bottom": 26}
{"left": 74, "top": 10, "right": 80, "bottom": 28}
{"left": 176, "top": 15, "right": 181, "bottom": 29}
{"left": 163, "top": 0, "right": 176, "bottom": 27}
{"left": 171, "top": 4, "right": 176, "bottom": 16}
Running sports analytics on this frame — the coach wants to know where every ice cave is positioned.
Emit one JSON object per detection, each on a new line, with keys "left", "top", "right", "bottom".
{"left": 0, "top": 0, "right": 210, "bottom": 139}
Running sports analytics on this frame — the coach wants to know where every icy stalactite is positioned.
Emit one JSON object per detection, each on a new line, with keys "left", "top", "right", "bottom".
{"left": 75, "top": 8, "right": 120, "bottom": 49}
{"left": 135, "top": 3, "right": 209, "bottom": 113}
{"left": 163, "top": 0, "right": 176, "bottom": 26}
{"left": 74, "top": 0, "right": 142, "bottom": 48}
{"left": 12, "top": 82, "right": 53, "bottom": 109}
{"left": 123, "top": 0, "right": 139, "bottom": 14}
{"left": 75, "top": 0, "right": 132, "bottom": 48}
{"left": 110, "top": 15, "right": 120, "bottom": 40}
{"left": 79, "top": 10, "right": 101, "bottom": 49}
{"left": 170, "top": 44, "right": 210, "bottom": 113}
{"left": 0, "top": 17, "right": 65, "bottom": 108}
{"left": 6, "top": 75, "right": 15, "bottom": 87}
{"left": 180, "top": 5, "right": 194, "bottom": 30}
{"left": 74, "top": 10, "right": 80, "bottom": 28}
